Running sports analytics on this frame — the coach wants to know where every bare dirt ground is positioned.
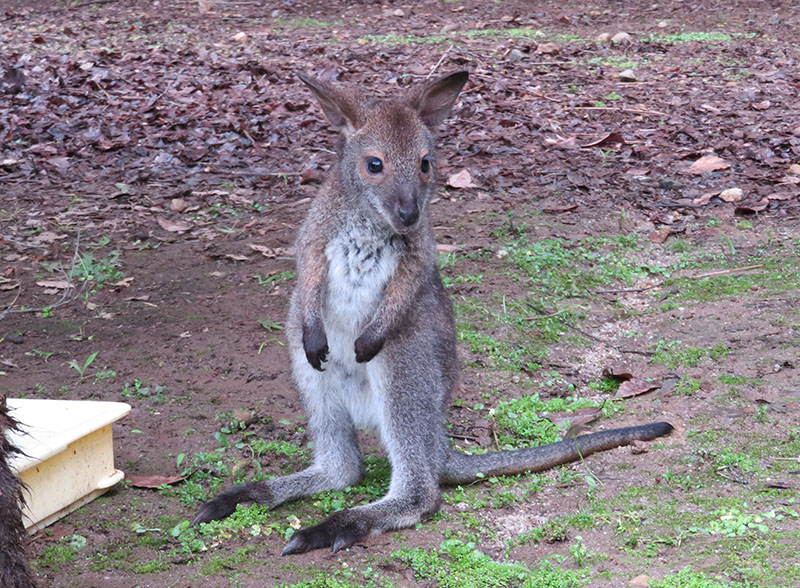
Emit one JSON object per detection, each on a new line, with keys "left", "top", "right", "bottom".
{"left": 1, "top": 1, "right": 799, "bottom": 587}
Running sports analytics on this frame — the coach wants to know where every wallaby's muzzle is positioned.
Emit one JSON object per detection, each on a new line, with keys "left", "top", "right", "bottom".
{"left": 395, "top": 186, "right": 420, "bottom": 229}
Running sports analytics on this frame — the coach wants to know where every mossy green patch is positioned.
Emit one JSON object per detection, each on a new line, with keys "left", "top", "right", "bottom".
{"left": 200, "top": 546, "right": 258, "bottom": 575}
{"left": 643, "top": 31, "right": 755, "bottom": 44}
{"left": 492, "top": 393, "right": 601, "bottom": 448}
{"left": 394, "top": 539, "right": 588, "bottom": 588}
{"left": 650, "top": 567, "right": 735, "bottom": 587}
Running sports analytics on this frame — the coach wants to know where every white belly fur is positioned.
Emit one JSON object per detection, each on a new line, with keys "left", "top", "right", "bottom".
{"left": 312, "top": 225, "right": 399, "bottom": 431}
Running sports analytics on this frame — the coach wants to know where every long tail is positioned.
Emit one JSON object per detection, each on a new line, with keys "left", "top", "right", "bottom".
{"left": 0, "top": 398, "right": 38, "bottom": 588}
{"left": 440, "top": 421, "right": 673, "bottom": 486}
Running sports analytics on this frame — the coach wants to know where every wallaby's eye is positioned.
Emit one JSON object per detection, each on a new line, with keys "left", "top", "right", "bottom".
{"left": 365, "top": 157, "right": 384, "bottom": 175}
{"left": 420, "top": 156, "right": 432, "bottom": 174}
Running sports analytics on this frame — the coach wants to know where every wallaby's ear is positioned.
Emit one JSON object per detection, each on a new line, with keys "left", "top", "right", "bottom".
{"left": 298, "top": 73, "right": 359, "bottom": 135}
{"left": 412, "top": 70, "right": 469, "bottom": 127}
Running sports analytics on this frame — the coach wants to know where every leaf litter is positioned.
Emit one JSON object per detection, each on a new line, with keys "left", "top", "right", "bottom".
{"left": 1, "top": 0, "right": 799, "bottom": 586}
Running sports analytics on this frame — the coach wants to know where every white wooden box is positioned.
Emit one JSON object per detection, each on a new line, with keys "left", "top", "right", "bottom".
{"left": 5, "top": 399, "right": 131, "bottom": 532}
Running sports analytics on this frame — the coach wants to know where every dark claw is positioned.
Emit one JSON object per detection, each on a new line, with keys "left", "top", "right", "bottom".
{"left": 354, "top": 328, "right": 384, "bottom": 363}
{"left": 303, "top": 320, "right": 328, "bottom": 371}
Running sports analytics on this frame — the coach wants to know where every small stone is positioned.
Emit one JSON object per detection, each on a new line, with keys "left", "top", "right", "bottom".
{"left": 596, "top": 32, "right": 612, "bottom": 43}
{"left": 393, "top": 8, "right": 405, "bottom": 17}
{"left": 170, "top": 198, "right": 186, "bottom": 212}
{"left": 619, "top": 68, "right": 638, "bottom": 82}
{"left": 495, "top": 249, "right": 509, "bottom": 259}
{"left": 719, "top": 187, "right": 744, "bottom": 202}
{"left": 536, "top": 42, "right": 560, "bottom": 55}
{"left": 232, "top": 31, "right": 248, "bottom": 43}
{"left": 611, "top": 31, "right": 632, "bottom": 44}
{"left": 7, "top": 333, "right": 24, "bottom": 345}
{"left": 507, "top": 48, "right": 525, "bottom": 62}
{"left": 793, "top": 126, "right": 800, "bottom": 137}
{"left": 788, "top": 163, "right": 800, "bottom": 175}
{"left": 657, "top": 20, "right": 669, "bottom": 28}
{"left": 629, "top": 575, "right": 650, "bottom": 587}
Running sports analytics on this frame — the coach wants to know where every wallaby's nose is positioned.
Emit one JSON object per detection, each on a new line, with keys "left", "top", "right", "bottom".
{"left": 398, "top": 202, "right": 419, "bottom": 227}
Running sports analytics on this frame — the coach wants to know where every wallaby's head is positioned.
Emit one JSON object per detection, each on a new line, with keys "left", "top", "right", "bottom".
{"left": 299, "top": 71, "right": 468, "bottom": 234}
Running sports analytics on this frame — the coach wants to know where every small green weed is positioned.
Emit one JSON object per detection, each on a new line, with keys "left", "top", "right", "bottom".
{"left": 71, "top": 249, "right": 124, "bottom": 291}
{"left": 673, "top": 376, "right": 702, "bottom": 396}
{"left": 251, "top": 438, "right": 306, "bottom": 458}
{"left": 130, "top": 557, "right": 170, "bottom": 574}
{"left": 691, "top": 507, "right": 798, "bottom": 538}
{"left": 587, "top": 375, "right": 620, "bottom": 394}
{"left": 651, "top": 340, "right": 707, "bottom": 368}
{"left": 94, "top": 368, "right": 117, "bottom": 380}
{"left": 258, "top": 317, "right": 283, "bottom": 331}
{"left": 255, "top": 270, "right": 295, "bottom": 286}
{"left": 122, "top": 379, "right": 168, "bottom": 403}
{"left": 171, "top": 504, "right": 292, "bottom": 556}
{"left": 713, "top": 449, "right": 758, "bottom": 473}
{"left": 66, "top": 351, "right": 98, "bottom": 380}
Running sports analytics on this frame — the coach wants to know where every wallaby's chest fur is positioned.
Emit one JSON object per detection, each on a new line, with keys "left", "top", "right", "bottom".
{"left": 323, "top": 219, "right": 399, "bottom": 336}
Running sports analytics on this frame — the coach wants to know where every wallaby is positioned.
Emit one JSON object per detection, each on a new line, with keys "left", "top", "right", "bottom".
{"left": 0, "top": 398, "right": 37, "bottom": 588}
{"left": 193, "top": 71, "right": 673, "bottom": 554}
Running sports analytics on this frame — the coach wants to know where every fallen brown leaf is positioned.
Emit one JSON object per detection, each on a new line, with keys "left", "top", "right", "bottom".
{"left": 602, "top": 366, "right": 634, "bottom": 381}
{"left": 156, "top": 217, "right": 193, "bottom": 233}
{"left": 436, "top": 244, "right": 460, "bottom": 253}
{"left": 544, "top": 405, "right": 603, "bottom": 428}
{"left": 734, "top": 198, "right": 769, "bottom": 214}
{"left": 447, "top": 169, "right": 477, "bottom": 189}
{"left": 580, "top": 132, "right": 626, "bottom": 148}
{"left": 681, "top": 154, "right": 730, "bottom": 175}
{"left": 648, "top": 228, "right": 672, "bottom": 244}
{"left": 127, "top": 474, "right": 186, "bottom": 488}
{"left": 616, "top": 378, "right": 660, "bottom": 399}
{"left": 36, "top": 279, "right": 72, "bottom": 289}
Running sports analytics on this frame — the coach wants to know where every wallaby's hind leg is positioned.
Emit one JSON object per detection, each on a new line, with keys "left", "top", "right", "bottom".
{"left": 282, "top": 361, "right": 444, "bottom": 554}
{"left": 193, "top": 400, "right": 363, "bottom": 525}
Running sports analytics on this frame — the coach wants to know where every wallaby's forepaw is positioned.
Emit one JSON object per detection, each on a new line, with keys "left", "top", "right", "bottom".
{"left": 281, "top": 512, "right": 369, "bottom": 555}
{"left": 354, "top": 328, "right": 385, "bottom": 363}
{"left": 303, "top": 320, "right": 328, "bottom": 371}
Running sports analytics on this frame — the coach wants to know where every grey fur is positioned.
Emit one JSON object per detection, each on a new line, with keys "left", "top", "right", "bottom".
{"left": 193, "top": 71, "right": 673, "bottom": 554}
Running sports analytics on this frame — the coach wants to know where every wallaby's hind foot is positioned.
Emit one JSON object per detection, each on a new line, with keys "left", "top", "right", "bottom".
{"left": 282, "top": 484, "right": 441, "bottom": 555}
{"left": 281, "top": 510, "right": 368, "bottom": 555}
